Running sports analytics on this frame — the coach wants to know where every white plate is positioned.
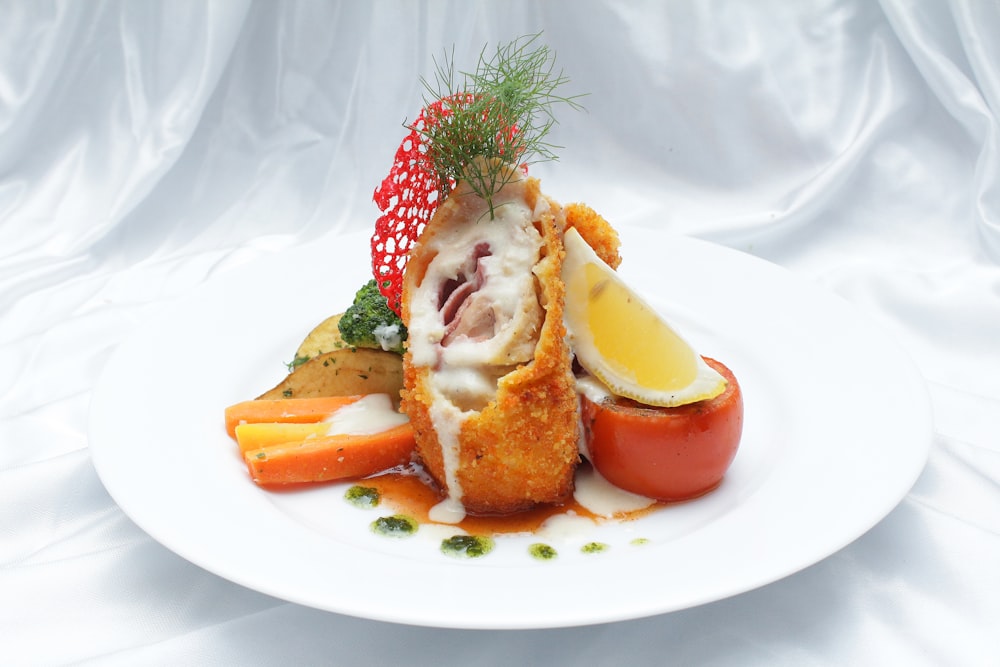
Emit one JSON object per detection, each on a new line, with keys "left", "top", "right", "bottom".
{"left": 89, "top": 227, "right": 931, "bottom": 629}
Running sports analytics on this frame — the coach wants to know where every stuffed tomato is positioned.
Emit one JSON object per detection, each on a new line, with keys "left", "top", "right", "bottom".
{"left": 580, "top": 357, "right": 743, "bottom": 501}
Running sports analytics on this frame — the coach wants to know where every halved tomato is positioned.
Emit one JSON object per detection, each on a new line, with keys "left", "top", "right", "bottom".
{"left": 581, "top": 357, "right": 743, "bottom": 501}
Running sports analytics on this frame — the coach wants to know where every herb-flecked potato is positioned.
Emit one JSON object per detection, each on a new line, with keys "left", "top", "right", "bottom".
{"left": 257, "top": 348, "right": 404, "bottom": 400}
{"left": 293, "top": 313, "right": 349, "bottom": 364}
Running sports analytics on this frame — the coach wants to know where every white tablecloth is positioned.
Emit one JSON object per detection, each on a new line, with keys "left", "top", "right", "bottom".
{"left": 3, "top": 1, "right": 999, "bottom": 664}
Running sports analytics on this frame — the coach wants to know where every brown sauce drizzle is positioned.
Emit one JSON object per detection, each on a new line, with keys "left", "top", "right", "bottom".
{"left": 363, "top": 462, "right": 662, "bottom": 536}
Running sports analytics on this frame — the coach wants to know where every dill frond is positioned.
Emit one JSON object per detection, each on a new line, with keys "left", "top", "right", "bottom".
{"left": 409, "top": 33, "right": 585, "bottom": 218}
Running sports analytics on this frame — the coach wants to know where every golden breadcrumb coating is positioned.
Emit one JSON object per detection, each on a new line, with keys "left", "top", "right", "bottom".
{"left": 564, "top": 202, "right": 622, "bottom": 269}
{"left": 401, "top": 173, "right": 580, "bottom": 515}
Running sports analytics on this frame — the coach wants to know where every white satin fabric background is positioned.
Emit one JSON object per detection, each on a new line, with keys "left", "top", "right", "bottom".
{"left": 2, "top": 1, "right": 999, "bottom": 664}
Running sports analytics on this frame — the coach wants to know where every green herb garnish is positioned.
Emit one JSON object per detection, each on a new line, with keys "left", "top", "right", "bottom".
{"left": 285, "top": 354, "right": 310, "bottom": 372}
{"left": 581, "top": 541, "right": 609, "bottom": 554}
{"left": 440, "top": 534, "right": 495, "bottom": 559}
{"left": 344, "top": 485, "right": 381, "bottom": 509}
{"left": 529, "top": 542, "right": 558, "bottom": 561}
{"left": 410, "top": 32, "right": 584, "bottom": 218}
{"left": 370, "top": 514, "right": 418, "bottom": 537}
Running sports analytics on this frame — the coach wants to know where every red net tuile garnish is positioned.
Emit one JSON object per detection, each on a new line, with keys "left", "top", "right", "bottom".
{"left": 371, "top": 99, "right": 459, "bottom": 315}
{"left": 370, "top": 94, "right": 524, "bottom": 315}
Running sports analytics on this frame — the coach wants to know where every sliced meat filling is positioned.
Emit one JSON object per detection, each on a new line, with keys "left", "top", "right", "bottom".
{"left": 408, "top": 197, "right": 546, "bottom": 413}
{"left": 439, "top": 243, "right": 495, "bottom": 345}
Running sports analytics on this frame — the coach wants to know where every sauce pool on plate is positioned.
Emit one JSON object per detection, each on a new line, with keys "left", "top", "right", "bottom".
{"left": 345, "top": 461, "right": 663, "bottom": 560}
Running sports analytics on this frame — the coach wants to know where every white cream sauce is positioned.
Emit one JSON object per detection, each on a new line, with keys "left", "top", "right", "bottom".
{"left": 573, "top": 465, "right": 655, "bottom": 517}
{"left": 426, "top": 397, "right": 467, "bottom": 524}
{"left": 373, "top": 323, "right": 403, "bottom": 351}
{"left": 535, "top": 512, "right": 597, "bottom": 540}
{"left": 323, "top": 394, "right": 408, "bottom": 436}
{"left": 575, "top": 374, "right": 614, "bottom": 404}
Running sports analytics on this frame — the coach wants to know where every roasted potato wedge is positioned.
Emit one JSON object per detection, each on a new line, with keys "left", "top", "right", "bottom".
{"left": 257, "top": 348, "right": 404, "bottom": 400}
{"left": 293, "top": 313, "right": 349, "bottom": 364}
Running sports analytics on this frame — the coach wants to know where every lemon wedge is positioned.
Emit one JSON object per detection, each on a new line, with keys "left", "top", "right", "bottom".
{"left": 561, "top": 227, "right": 726, "bottom": 407}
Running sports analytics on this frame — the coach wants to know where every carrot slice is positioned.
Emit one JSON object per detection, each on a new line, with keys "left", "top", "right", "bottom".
{"left": 234, "top": 422, "right": 332, "bottom": 453}
{"left": 244, "top": 423, "right": 416, "bottom": 486}
{"left": 224, "top": 396, "right": 362, "bottom": 438}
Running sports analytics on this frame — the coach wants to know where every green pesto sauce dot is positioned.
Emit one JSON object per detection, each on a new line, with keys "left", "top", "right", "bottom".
{"left": 370, "top": 514, "right": 417, "bottom": 537}
{"left": 581, "top": 541, "right": 609, "bottom": 554}
{"left": 441, "top": 535, "right": 494, "bottom": 559}
{"left": 630, "top": 538, "right": 650, "bottom": 547}
{"left": 529, "top": 543, "right": 558, "bottom": 561}
{"left": 344, "top": 485, "right": 380, "bottom": 509}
